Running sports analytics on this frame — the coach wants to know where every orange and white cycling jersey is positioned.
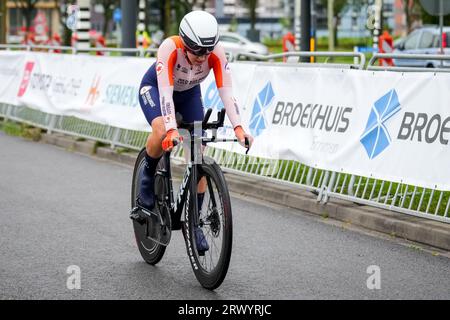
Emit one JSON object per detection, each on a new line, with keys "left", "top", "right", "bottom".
{"left": 155, "top": 35, "right": 242, "bottom": 131}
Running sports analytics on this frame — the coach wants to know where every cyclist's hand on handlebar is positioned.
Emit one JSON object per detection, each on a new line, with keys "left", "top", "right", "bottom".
{"left": 234, "top": 126, "right": 253, "bottom": 149}
{"left": 162, "top": 129, "right": 182, "bottom": 152}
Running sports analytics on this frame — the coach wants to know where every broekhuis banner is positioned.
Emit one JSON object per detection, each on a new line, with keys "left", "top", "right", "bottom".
{"left": 1, "top": 51, "right": 450, "bottom": 190}
{"left": 240, "top": 66, "right": 450, "bottom": 190}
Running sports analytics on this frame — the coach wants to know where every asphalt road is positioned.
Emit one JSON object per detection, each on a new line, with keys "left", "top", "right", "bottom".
{"left": 0, "top": 131, "right": 449, "bottom": 300}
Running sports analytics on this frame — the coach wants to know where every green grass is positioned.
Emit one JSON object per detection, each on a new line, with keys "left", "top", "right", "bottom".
{"left": 207, "top": 147, "right": 449, "bottom": 218}
{"left": 0, "top": 120, "right": 42, "bottom": 141}
{"left": 2, "top": 121, "right": 24, "bottom": 137}
{"left": 116, "top": 147, "right": 134, "bottom": 155}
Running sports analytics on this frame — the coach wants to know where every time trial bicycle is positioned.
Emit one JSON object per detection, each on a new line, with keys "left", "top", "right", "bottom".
{"left": 130, "top": 108, "right": 248, "bottom": 290}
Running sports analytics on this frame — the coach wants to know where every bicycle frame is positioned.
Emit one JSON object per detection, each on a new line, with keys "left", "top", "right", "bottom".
{"left": 140, "top": 108, "right": 246, "bottom": 235}
{"left": 161, "top": 130, "right": 201, "bottom": 228}
{"left": 162, "top": 114, "right": 247, "bottom": 227}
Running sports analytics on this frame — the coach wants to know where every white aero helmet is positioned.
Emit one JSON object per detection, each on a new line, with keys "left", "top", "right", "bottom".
{"left": 179, "top": 11, "right": 219, "bottom": 56}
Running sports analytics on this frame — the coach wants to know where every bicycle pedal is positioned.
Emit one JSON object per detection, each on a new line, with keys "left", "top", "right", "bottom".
{"left": 129, "top": 207, "right": 146, "bottom": 224}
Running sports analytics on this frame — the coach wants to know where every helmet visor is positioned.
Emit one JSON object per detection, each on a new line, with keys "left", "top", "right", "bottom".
{"left": 186, "top": 45, "right": 215, "bottom": 56}
{"left": 180, "top": 30, "right": 216, "bottom": 56}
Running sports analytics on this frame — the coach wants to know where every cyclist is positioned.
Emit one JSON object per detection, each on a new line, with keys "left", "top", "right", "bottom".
{"left": 136, "top": 10, "right": 253, "bottom": 255}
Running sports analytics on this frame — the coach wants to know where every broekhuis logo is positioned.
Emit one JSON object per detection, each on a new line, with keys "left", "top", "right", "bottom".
{"left": 397, "top": 112, "right": 450, "bottom": 145}
{"left": 249, "top": 81, "right": 353, "bottom": 137}
{"left": 360, "top": 89, "right": 401, "bottom": 159}
{"left": 360, "top": 89, "right": 450, "bottom": 158}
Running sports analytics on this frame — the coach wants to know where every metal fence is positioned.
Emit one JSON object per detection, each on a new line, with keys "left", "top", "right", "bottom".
{"left": 1, "top": 45, "right": 449, "bottom": 224}
{"left": 231, "top": 51, "right": 367, "bottom": 70}
{"left": 2, "top": 102, "right": 448, "bottom": 224}
{"left": 368, "top": 53, "right": 450, "bottom": 73}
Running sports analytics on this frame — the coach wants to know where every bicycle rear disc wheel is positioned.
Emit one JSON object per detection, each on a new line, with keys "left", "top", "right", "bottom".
{"left": 131, "top": 148, "right": 166, "bottom": 265}
{"left": 182, "top": 158, "right": 233, "bottom": 290}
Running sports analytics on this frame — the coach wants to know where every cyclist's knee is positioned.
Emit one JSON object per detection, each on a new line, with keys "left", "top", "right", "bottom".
{"left": 146, "top": 117, "right": 165, "bottom": 156}
{"left": 151, "top": 117, "right": 166, "bottom": 137}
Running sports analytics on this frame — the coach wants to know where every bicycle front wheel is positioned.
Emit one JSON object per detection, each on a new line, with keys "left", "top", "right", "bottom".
{"left": 182, "top": 157, "right": 233, "bottom": 290}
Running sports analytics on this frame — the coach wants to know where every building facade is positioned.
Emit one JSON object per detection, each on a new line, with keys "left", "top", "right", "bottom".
{"left": 6, "top": 0, "right": 61, "bottom": 44}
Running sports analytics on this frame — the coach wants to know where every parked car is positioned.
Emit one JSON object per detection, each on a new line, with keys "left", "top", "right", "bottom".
{"left": 393, "top": 25, "right": 450, "bottom": 68}
{"left": 219, "top": 32, "right": 269, "bottom": 57}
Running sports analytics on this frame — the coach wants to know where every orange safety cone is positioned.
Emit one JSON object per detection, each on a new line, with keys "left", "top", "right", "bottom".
{"left": 378, "top": 31, "right": 394, "bottom": 66}
{"left": 95, "top": 35, "right": 106, "bottom": 56}
{"left": 47, "top": 33, "right": 62, "bottom": 53}
{"left": 282, "top": 32, "right": 296, "bottom": 62}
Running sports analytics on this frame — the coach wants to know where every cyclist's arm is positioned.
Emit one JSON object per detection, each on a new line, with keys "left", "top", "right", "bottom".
{"left": 208, "top": 44, "right": 242, "bottom": 129}
{"left": 156, "top": 37, "right": 178, "bottom": 131}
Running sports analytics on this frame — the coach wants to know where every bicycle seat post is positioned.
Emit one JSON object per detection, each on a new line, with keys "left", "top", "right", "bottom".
{"left": 193, "top": 120, "right": 205, "bottom": 165}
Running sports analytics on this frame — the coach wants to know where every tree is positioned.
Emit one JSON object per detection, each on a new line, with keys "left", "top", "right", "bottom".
{"left": 56, "top": 0, "right": 76, "bottom": 46}
{"left": 399, "top": 0, "right": 422, "bottom": 33}
{"left": 160, "top": 0, "right": 198, "bottom": 37}
{"left": 321, "top": 0, "right": 348, "bottom": 48}
{"left": 229, "top": 17, "right": 238, "bottom": 32}
{"left": 172, "top": 0, "right": 194, "bottom": 35}
{"left": 94, "top": 0, "right": 120, "bottom": 38}
{"left": 0, "top": 0, "right": 7, "bottom": 44}
{"left": 242, "top": 0, "right": 258, "bottom": 31}
{"left": 13, "top": 0, "right": 40, "bottom": 32}
{"left": 332, "top": 0, "right": 348, "bottom": 47}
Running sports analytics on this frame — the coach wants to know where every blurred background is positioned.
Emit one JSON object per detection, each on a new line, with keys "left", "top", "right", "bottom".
{"left": 0, "top": 0, "right": 449, "bottom": 61}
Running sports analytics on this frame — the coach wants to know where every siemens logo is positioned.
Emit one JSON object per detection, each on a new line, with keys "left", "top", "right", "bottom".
{"left": 272, "top": 102, "right": 352, "bottom": 133}
{"left": 397, "top": 112, "right": 450, "bottom": 145}
{"left": 103, "top": 84, "right": 139, "bottom": 108}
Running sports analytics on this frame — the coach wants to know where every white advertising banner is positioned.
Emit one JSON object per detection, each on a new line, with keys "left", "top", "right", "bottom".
{"left": 240, "top": 65, "right": 450, "bottom": 190}
{"left": 200, "top": 62, "right": 257, "bottom": 153}
{"left": 1, "top": 51, "right": 450, "bottom": 190}
{"left": 0, "top": 51, "right": 25, "bottom": 106}
{"left": 14, "top": 52, "right": 153, "bottom": 131}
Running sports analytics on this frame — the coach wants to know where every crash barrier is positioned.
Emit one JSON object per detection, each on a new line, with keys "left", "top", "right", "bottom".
{"left": 368, "top": 53, "right": 450, "bottom": 73}
{"left": 1, "top": 49, "right": 449, "bottom": 224}
{"left": 0, "top": 43, "right": 158, "bottom": 57}
{"left": 231, "top": 51, "right": 366, "bottom": 70}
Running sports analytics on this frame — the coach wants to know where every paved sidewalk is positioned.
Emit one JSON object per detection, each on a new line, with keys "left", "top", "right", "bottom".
{"left": 40, "top": 133, "right": 450, "bottom": 251}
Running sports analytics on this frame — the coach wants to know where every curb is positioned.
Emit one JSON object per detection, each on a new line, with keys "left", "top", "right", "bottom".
{"left": 40, "top": 133, "right": 450, "bottom": 251}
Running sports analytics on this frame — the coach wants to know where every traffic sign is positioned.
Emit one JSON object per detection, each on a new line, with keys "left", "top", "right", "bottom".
{"left": 419, "top": 0, "right": 450, "bottom": 16}
{"left": 113, "top": 8, "right": 121, "bottom": 23}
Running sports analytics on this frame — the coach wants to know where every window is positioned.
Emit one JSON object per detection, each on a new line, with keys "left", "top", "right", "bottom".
{"left": 219, "top": 35, "right": 241, "bottom": 44}
{"left": 431, "top": 32, "right": 449, "bottom": 48}
{"left": 432, "top": 34, "right": 440, "bottom": 48}
{"left": 418, "top": 31, "right": 434, "bottom": 48}
{"left": 404, "top": 31, "right": 420, "bottom": 50}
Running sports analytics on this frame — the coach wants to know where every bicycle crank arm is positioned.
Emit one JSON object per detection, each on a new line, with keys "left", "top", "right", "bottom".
{"left": 130, "top": 206, "right": 157, "bottom": 222}
{"left": 130, "top": 206, "right": 172, "bottom": 246}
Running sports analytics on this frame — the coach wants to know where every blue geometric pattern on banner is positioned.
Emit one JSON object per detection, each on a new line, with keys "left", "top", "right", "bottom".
{"left": 249, "top": 82, "right": 274, "bottom": 137}
{"left": 203, "top": 81, "right": 224, "bottom": 111}
{"left": 360, "top": 89, "right": 401, "bottom": 159}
